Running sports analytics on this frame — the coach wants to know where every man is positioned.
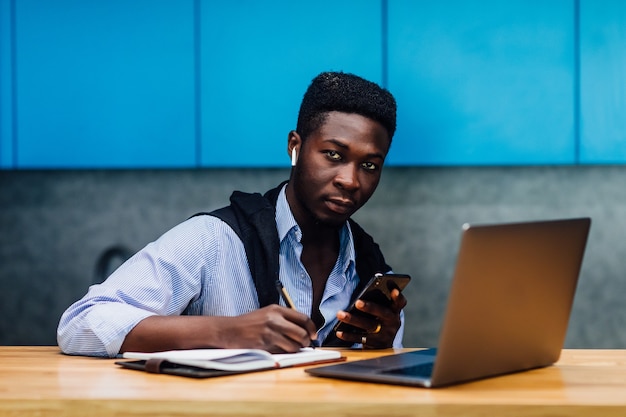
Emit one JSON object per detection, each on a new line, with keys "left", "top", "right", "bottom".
{"left": 57, "top": 71, "right": 406, "bottom": 357}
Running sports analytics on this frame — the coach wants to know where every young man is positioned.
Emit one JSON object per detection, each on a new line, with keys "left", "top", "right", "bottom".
{"left": 57, "top": 71, "right": 406, "bottom": 357}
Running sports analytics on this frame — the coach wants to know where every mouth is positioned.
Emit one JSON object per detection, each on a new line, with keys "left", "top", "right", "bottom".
{"left": 325, "top": 197, "right": 356, "bottom": 215}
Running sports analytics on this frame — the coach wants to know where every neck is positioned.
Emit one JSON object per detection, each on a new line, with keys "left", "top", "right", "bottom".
{"left": 301, "top": 218, "right": 340, "bottom": 246}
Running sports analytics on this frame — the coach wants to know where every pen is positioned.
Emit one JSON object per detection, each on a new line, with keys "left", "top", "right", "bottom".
{"left": 275, "top": 279, "right": 296, "bottom": 310}
{"left": 275, "top": 280, "right": 319, "bottom": 348}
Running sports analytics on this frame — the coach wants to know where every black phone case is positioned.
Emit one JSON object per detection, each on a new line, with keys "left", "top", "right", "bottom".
{"left": 333, "top": 273, "right": 411, "bottom": 334}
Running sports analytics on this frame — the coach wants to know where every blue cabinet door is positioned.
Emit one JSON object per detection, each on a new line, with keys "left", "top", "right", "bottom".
{"left": 387, "top": 0, "right": 575, "bottom": 165}
{"left": 14, "top": 0, "right": 196, "bottom": 168}
{"left": 579, "top": 1, "right": 626, "bottom": 164}
{"left": 200, "top": 0, "right": 383, "bottom": 167}
{"left": 0, "top": 0, "right": 14, "bottom": 169}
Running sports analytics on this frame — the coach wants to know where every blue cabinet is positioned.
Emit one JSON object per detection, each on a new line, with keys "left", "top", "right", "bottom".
{"left": 386, "top": 0, "right": 575, "bottom": 165}
{"left": 2, "top": 1, "right": 625, "bottom": 168}
{"left": 0, "top": 0, "right": 14, "bottom": 169}
{"left": 13, "top": 0, "right": 196, "bottom": 168}
{"left": 579, "top": 0, "right": 626, "bottom": 164}
{"left": 199, "top": 0, "right": 382, "bottom": 167}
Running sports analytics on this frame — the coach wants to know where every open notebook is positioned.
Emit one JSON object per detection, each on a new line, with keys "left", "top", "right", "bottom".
{"left": 116, "top": 347, "right": 344, "bottom": 378}
{"left": 307, "top": 217, "right": 591, "bottom": 387}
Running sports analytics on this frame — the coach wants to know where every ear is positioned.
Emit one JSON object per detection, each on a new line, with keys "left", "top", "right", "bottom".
{"left": 287, "top": 131, "right": 302, "bottom": 166}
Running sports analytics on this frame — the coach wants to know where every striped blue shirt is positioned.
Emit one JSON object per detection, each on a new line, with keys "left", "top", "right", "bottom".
{"left": 57, "top": 185, "right": 404, "bottom": 357}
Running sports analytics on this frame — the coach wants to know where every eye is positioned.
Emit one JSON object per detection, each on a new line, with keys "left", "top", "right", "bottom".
{"left": 361, "top": 161, "right": 379, "bottom": 171}
{"left": 325, "top": 150, "right": 342, "bottom": 161}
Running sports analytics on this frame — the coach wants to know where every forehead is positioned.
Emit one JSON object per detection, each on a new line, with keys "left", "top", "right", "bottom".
{"left": 312, "top": 111, "right": 390, "bottom": 155}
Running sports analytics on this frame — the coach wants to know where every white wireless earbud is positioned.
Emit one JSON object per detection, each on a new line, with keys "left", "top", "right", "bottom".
{"left": 291, "top": 147, "right": 297, "bottom": 167}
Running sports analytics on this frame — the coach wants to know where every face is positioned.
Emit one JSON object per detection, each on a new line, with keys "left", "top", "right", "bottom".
{"left": 287, "top": 111, "right": 391, "bottom": 227}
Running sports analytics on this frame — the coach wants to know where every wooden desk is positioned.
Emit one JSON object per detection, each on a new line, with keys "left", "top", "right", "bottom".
{"left": 1, "top": 347, "right": 625, "bottom": 416}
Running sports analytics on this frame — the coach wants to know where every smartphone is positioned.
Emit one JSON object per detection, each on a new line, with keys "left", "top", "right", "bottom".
{"left": 333, "top": 273, "right": 411, "bottom": 334}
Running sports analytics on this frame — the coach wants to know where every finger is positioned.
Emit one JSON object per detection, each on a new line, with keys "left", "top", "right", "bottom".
{"left": 265, "top": 333, "right": 309, "bottom": 353}
{"left": 350, "top": 299, "right": 402, "bottom": 347}
{"left": 389, "top": 289, "right": 408, "bottom": 312}
{"left": 279, "top": 306, "right": 318, "bottom": 340}
{"left": 356, "top": 292, "right": 406, "bottom": 319}
{"left": 354, "top": 299, "right": 394, "bottom": 325}
{"left": 272, "top": 305, "right": 317, "bottom": 347}
{"left": 336, "top": 310, "right": 377, "bottom": 334}
{"left": 336, "top": 331, "right": 364, "bottom": 344}
{"left": 336, "top": 331, "right": 383, "bottom": 348}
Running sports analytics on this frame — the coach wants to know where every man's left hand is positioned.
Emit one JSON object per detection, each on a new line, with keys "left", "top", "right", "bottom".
{"left": 335, "top": 288, "right": 407, "bottom": 348}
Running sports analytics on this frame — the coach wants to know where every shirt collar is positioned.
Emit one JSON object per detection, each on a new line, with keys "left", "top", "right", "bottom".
{"left": 275, "top": 184, "right": 356, "bottom": 272}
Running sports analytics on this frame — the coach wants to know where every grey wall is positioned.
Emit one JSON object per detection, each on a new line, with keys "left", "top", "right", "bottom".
{"left": 1, "top": 166, "right": 625, "bottom": 348}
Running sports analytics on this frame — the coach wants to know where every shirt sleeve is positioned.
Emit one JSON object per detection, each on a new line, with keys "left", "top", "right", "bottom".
{"left": 393, "top": 310, "right": 406, "bottom": 348}
{"left": 56, "top": 216, "right": 218, "bottom": 357}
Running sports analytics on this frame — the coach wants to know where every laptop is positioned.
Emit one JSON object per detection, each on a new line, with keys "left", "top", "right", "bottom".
{"left": 306, "top": 217, "right": 591, "bottom": 388}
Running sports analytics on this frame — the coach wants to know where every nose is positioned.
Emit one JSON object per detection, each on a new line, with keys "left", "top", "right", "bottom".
{"left": 334, "top": 163, "right": 360, "bottom": 191}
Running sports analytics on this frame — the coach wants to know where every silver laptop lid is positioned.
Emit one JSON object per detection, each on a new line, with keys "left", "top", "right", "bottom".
{"left": 430, "top": 217, "right": 591, "bottom": 386}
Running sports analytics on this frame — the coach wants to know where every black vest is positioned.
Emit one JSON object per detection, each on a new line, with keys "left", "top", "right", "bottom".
{"left": 193, "top": 182, "right": 391, "bottom": 346}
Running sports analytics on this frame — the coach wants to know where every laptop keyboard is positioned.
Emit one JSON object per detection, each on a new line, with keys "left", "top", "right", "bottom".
{"left": 381, "top": 361, "right": 434, "bottom": 378}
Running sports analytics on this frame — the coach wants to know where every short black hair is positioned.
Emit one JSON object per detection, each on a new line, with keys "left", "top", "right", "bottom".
{"left": 296, "top": 71, "right": 397, "bottom": 143}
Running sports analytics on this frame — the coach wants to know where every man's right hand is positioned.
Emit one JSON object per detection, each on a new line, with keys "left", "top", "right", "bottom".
{"left": 214, "top": 305, "right": 318, "bottom": 353}
{"left": 120, "top": 305, "right": 318, "bottom": 354}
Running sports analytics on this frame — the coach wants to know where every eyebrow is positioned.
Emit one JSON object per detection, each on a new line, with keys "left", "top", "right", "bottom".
{"left": 325, "top": 138, "right": 385, "bottom": 160}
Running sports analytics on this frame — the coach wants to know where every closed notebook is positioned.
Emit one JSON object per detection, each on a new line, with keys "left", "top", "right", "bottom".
{"left": 116, "top": 347, "right": 345, "bottom": 378}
